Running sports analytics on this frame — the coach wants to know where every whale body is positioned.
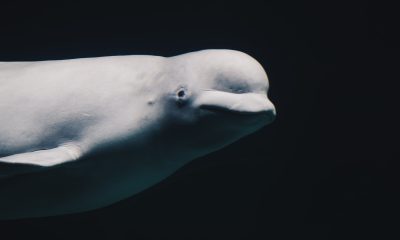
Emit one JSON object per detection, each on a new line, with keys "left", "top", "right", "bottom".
{"left": 0, "top": 49, "right": 276, "bottom": 219}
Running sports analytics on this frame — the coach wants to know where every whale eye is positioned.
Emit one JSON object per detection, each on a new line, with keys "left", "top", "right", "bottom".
{"left": 177, "top": 89, "right": 185, "bottom": 98}
{"left": 175, "top": 87, "right": 188, "bottom": 106}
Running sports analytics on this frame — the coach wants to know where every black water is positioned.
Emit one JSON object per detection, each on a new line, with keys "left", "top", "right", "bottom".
{"left": 0, "top": 1, "right": 396, "bottom": 239}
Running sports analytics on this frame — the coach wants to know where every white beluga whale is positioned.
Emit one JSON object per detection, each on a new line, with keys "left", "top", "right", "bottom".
{"left": 0, "top": 49, "right": 276, "bottom": 219}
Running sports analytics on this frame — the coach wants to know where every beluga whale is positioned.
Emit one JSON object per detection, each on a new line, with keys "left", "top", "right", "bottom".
{"left": 0, "top": 49, "right": 276, "bottom": 219}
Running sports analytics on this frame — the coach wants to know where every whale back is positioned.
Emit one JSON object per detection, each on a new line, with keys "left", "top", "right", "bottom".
{"left": 0, "top": 56, "right": 166, "bottom": 155}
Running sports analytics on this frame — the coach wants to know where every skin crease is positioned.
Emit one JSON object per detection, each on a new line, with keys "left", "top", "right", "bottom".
{"left": 0, "top": 49, "right": 276, "bottom": 219}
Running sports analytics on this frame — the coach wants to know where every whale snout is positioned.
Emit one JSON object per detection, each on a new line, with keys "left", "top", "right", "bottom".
{"left": 195, "top": 90, "right": 276, "bottom": 123}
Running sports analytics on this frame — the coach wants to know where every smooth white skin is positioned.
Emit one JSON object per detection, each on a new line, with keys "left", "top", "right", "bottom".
{"left": 0, "top": 49, "right": 275, "bottom": 219}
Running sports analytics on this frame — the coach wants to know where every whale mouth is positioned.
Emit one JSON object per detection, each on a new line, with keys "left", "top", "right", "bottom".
{"left": 200, "top": 104, "right": 275, "bottom": 116}
{"left": 195, "top": 90, "right": 276, "bottom": 117}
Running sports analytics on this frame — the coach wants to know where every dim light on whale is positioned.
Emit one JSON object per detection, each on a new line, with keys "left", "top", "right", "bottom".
{"left": 0, "top": 49, "right": 276, "bottom": 219}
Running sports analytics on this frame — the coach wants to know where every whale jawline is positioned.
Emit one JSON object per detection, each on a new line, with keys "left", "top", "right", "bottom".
{"left": 195, "top": 90, "right": 275, "bottom": 116}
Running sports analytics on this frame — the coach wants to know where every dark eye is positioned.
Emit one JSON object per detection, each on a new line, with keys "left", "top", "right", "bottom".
{"left": 175, "top": 88, "right": 188, "bottom": 106}
{"left": 177, "top": 89, "right": 185, "bottom": 98}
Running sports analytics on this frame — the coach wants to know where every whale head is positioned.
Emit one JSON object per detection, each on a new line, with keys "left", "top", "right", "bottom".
{"left": 153, "top": 49, "right": 276, "bottom": 159}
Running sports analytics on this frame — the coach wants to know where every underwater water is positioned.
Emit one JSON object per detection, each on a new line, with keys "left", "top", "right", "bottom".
{"left": 0, "top": 1, "right": 395, "bottom": 239}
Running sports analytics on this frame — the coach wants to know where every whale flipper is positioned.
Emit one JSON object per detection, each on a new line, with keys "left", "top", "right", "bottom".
{"left": 0, "top": 144, "right": 82, "bottom": 177}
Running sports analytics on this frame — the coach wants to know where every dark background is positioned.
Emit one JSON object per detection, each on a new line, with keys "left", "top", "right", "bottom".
{"left": 0, "top": 1, "right": 397, "bottom": 239}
